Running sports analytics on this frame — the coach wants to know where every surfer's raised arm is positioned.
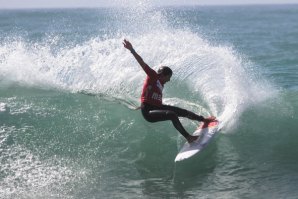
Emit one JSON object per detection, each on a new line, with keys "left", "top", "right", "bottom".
{"left": 123, "top": 39, "right": 156, "bottom": 78}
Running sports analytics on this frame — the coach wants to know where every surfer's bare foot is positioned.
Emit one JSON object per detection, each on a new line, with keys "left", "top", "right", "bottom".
{"left": 187, "top": 135, "right": 199, "bottom": 143}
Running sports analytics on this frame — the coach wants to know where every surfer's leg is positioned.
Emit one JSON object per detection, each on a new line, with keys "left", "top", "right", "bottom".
{"left": 141, "top": 106, "right": 190, "bottom": 138}
{"left": 140, "top": 103, "right": 201, "bottom": 142}
{"left": 151, "top": 110, "right": 191, "bottom": 138}
{"left": 161, "top": 105, "right": 204, "bottom": 122}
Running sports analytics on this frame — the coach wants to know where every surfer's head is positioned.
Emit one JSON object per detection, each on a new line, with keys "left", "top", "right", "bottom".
{"left": 157, "top": 66, "right": 172, "bottom": 84}
{"left": 158, "top": 66, "right": 172, "bottom": 77}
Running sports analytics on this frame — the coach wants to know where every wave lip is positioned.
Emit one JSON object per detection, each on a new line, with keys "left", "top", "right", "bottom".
{"left": 0, "top": 5, "right": 278, "bottom": 132}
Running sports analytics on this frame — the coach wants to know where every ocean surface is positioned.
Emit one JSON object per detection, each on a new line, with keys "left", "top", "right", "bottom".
{"left": 0, "top": 3, "right": 298, "bottom": 199}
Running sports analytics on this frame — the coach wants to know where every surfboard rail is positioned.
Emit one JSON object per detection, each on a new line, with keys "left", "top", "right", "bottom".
{"left": 175, "top": 120, "right": 219, "bottom": 162}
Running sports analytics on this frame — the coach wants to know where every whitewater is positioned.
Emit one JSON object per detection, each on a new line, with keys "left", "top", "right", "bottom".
{"left": 0, "top": 3, "right": 297, "bottom": 199}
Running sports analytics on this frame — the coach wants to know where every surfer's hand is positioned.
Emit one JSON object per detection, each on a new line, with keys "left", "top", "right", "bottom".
{"left": 203, "top": 116, "right": 216, "bottom": 123}
{"left": 123, "top": 39, "right": 133, "bottom": 50}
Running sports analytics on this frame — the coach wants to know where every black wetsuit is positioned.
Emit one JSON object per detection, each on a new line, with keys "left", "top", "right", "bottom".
{"left": 141, "top": 102, "right": 204, "bottom": 138}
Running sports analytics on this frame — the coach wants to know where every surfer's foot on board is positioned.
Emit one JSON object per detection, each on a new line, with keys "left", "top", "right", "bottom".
{"left": 186, "top": 135, "right": 199, "bottom": 143}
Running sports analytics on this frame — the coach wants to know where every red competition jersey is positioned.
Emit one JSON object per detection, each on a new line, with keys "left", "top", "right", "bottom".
{"left": 141, "top": 65, "right": 164, "bottom": 106}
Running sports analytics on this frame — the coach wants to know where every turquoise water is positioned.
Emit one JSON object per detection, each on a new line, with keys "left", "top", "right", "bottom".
{"left": 0, "top": 4, "right": 297, "bottom": 199}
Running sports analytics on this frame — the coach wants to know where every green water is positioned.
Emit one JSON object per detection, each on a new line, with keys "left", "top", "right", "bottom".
{"left": 1, "top": 4, "right": 298, "bottom": 199}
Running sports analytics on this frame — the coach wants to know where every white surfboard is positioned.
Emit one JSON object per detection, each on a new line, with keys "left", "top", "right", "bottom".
{"left": 175, "top": 120, "right": 219, "bottom": 162}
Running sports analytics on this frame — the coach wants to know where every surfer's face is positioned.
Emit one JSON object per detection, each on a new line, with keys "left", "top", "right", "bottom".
{"left": 160, "top": 74, "right": 171, "bottom": 84}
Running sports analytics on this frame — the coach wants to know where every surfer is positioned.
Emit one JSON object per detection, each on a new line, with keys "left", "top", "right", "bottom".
{"left": 123, "top": 39, "right": 216, "bottom": 143}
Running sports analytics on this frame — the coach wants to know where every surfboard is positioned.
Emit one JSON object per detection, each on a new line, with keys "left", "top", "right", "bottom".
{"left": 175, "top": 120, "right": 219, "bottom": 162}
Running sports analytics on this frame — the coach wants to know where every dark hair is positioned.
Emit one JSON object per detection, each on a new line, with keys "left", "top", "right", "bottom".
{"left": 157, "top": 66, "right": 172, "bottom": 77}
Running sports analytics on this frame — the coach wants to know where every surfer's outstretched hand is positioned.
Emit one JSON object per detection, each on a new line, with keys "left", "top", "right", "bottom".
{"left": 123, "top": 39, "right": 133, "bottom": 50}
{"left": 203, "top": 116, "right": 216, "bottom": 123}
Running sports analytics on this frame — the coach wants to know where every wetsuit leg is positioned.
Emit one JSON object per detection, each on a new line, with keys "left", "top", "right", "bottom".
{"left": 141, "top": 103, "right": 197, "bottom": 138}
{"left": 147, "top": 109, "right": 190, "bottom": 138}
{"left": 161, "top": 104, "right": 204, "bottom": 121}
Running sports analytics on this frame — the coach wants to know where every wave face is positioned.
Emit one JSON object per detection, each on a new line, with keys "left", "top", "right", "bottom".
{"left": 1, "top": 4, "right": 297, "bottom": 199}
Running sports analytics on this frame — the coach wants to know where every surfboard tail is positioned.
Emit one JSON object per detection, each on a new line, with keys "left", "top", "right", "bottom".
{"left": 175, "top": 121, "right": 220, "bottom": 161}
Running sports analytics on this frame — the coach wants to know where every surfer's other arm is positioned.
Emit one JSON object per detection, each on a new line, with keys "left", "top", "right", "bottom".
{"left": 123, "top": 39, "right": 156, "bottom": 77}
